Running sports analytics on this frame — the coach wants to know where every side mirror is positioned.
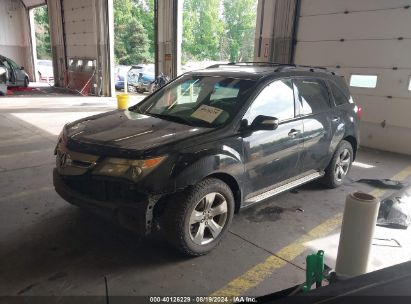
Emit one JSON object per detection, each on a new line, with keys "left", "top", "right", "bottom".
{"left": 249, "top": 115, "right": 279, "bottom": 131}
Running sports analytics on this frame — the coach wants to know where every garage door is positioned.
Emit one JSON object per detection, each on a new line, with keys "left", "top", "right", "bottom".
{"left": 294, "top": 0, "right": 411, "bottom": 154}
{"left": 62, "top": 0, "right": 97, "bottom": 59}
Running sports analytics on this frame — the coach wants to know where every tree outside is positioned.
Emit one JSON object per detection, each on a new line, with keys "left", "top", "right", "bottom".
{"left": 34, "top": 6, "right": 52, "bottom": 60}
{"left": 183, "top": 0, "right": 257, "bottom": 64}
{"left": 114, "top": 0, "right": 154, "bottom": 65}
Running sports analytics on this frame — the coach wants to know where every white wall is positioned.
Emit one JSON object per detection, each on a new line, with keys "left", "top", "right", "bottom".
{"left": 294, "top": 0, "right": 411, "bottom": 155}
{"left": 0, "top": 0, "right": 35, "bottom": 80}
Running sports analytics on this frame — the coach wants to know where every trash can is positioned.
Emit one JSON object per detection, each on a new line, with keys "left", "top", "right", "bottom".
{"left": 117, "top": 93, "right": 129, "bottom": 110}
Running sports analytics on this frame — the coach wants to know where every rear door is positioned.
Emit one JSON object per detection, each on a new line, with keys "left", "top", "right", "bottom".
{"left": 8, "top": 59, "right": 25, "bottom": 85}
{"left": 242, "top": 78, "right": 304, "bottom": 197}
{"left": 293, "top": 78, "right": 335, "bottom": 172}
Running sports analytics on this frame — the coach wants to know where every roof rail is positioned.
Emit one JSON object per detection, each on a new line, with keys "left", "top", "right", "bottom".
{"left": 206, "top": 62, "right": 330, "bottom": 73}
{"left": 207, "top": 62, "right": 290, "bottom": 69}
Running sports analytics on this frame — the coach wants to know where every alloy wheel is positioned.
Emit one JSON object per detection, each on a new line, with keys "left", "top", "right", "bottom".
{"left": 189, "top": 192, "right": 228, "bottom": 245}
{"left": 335, "top": 148, "right": 351, "bottom": 182}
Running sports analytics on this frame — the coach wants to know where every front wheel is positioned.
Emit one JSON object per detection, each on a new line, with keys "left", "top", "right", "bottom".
{"left": 163, "top": 178, "right": 234, "bottom": 256}
{"left": 321, "top": 140, "right": 353, "bottom": 188}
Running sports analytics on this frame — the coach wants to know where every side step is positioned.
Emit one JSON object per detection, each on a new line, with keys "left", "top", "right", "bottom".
{"left": 245, "top": 171, "right": 324, "bottom": 205}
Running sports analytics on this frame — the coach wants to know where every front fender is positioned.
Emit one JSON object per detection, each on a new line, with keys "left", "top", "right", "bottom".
{"left": 172, "top": 145, "right": 244, "bottom": 191}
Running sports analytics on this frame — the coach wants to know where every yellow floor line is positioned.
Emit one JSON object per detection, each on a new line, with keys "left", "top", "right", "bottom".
{"left": 211, "top": 164, "right": 411, "bottom": 297}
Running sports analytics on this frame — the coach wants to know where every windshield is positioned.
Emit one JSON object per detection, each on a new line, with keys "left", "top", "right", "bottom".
{"left": 133, "top": 75, "right": 256, "bottom": 127}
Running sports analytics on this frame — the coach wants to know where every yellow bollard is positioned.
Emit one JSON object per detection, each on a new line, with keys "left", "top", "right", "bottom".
{"left": 117, "top": 93, "right": 129, "bottom": 110}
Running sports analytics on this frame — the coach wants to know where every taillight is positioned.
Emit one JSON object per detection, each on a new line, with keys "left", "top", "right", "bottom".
{"left": 355, "top": 105, "right": 363, "bottom": 119}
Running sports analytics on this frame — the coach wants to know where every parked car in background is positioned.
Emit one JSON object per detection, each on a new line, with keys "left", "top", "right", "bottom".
{"left": 0, "top": 66, "right": 7, "bottom": 95}
{"left": 36, "top": 59, "right": 54, "bottom": 83}
{"left": 0, "top": 55, "right": 29, "bottom": 87}
{"left": 127, "top": 64, "right": 155, "bottom": 93}
{"left": 53, "top": 63, "right": 361, "bottom": 256}
{"left": 114, "top": 65, "right": 131, "bottom": 90}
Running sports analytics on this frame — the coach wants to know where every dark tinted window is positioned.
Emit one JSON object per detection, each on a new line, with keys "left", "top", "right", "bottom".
{"left": 246, "top": 79, "right": 295, "bottom": 122}
{"left": 8, "top": 59, "right": 19, "bottom": 69}
{"left": 329, "top": 81, "right": 349, "bottom": 106}
{"left": 293, "top": 79, "right": 330, "bottom": 115}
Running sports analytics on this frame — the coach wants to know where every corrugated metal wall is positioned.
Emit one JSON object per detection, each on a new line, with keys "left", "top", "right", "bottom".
{"left": 294, "top": 0, "right": 411, "bottom": 154}
{"left": 254, "top": 0, "right": 298, "bottom": 63}
{"left": 48, "top": 0, "right": 114, "bottom": 95}
{"left": 62, "top": 0, "right": 98, "bottom": 59}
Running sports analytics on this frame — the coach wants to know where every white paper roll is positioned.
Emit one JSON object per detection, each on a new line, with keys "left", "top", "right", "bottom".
{"left": 335, "top": 192, "right": 380, "bottom": 277}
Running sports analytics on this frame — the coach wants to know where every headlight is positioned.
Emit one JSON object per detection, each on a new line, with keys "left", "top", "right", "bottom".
{"left": 92, "top": 156, "right": 166, "bottom": 182}
{"left": 54, "top": 126, "right": 68, "bottom": 155}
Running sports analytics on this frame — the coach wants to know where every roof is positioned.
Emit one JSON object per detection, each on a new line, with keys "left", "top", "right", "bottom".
{"left": 190, "top": 62, "right": 338, "bottom": 81}
{"left": 21, "top": 0, "right": 46, "bottom": 8}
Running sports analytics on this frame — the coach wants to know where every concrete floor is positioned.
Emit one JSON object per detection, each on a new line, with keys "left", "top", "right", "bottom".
{"left": 0, "top": 97, "right": 410, "bottom": 301}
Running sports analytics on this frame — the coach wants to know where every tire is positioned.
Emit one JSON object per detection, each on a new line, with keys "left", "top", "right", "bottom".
{"left": 24, "top": 77, "right": 29, "bottom": 87}
{"left": 136, "top": 88, "right": 145, "bottom": 94}
{"left": 149, "top": 83, "right": 156, "bottom": 94}
{"left": 127, "top": 85, "right": 136, "bottom": 93}
{"left": 321, "top": 140, "right": 353, "bottom": 188}
{"left": 163, "top": 178, "right": 235, "bottom": 256}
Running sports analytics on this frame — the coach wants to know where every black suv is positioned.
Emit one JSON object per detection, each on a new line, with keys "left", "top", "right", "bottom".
{"left": 54, "top": 63, "right": 361, "bottom": 256}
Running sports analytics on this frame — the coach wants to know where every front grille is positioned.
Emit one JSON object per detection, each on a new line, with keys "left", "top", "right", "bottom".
{"left": 63, "top": 175, "right": 145, "bottom": 203}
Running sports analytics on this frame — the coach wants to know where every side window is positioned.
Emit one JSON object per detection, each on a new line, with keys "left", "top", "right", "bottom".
{"left": 293, "top": 79, "right": 331, "bottom": 115}
{"left": 8, "top": 59, "right": 19, "bottom": 69}
{"left": 329, "top": 81, "right": 349, "bottom": 106}
{"left": 246, "top": 79, "right": 295, "bottom": 122}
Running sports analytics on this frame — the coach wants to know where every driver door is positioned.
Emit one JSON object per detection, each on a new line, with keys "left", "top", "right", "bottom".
{"left": 242, "top": 79, "right": 304, "bottom": 198}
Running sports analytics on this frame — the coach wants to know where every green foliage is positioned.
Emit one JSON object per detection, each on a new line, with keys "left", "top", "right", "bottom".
{"left": 34, "top": 6, "right": 52, "bottom": 60}
{"left": 114, "top": 0, "right": 153, "bottom": 65}
{"left": 182, "top": 0, "right": 224, "bottom": 62}
{"left": 183, "top": 0, "right": 257, "bottom": 63}
{"left": 222, "top": 0, "right": 257, "bottom": 62}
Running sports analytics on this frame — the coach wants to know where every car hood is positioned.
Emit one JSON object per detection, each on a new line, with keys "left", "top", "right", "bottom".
{"left": 66, "top": 110, "right": 211, "bottom": 156}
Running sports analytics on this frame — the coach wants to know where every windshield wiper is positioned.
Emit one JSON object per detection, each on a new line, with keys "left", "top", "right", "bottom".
{"left": 147, "top": 113, "right": 194, "bottom": 126}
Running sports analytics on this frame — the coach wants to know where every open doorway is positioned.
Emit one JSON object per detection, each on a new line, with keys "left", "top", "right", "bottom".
{"left": 113, "top": 0, "right": 155, "bottom": 103}
{"left": 182, "top": 0, "right": 258, "bottom": 73}
{"left": 32, "top": 5, "right": 54, "bottom": 86}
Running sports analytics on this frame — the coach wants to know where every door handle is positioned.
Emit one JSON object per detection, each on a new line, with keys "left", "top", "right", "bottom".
{"left": 332, "top": 116, "right": 341, "bottom": 123}
{"left": 288, "top": 129, "right": 300, "bottom": 138}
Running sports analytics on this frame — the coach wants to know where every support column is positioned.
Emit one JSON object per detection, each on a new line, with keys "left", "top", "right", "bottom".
{"left": 95, "top": 0, "right": 115, "bottom": 96}
{"left": 155, "top": 0, "right": 182, "bottom": 78}
{"left": 254, "top": 0, "right": 299, "bottom": 64}
{"left": 47, "top": 0, "right": 66, "bottom": 87}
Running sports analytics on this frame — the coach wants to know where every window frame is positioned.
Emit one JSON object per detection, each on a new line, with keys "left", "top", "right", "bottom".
{"left": 349, "top": 74, "right": 378, "bottom": 89}
{"left": 327, "top": 80, "right": 350, "bottom": 107}
{"left": 242, "top": 77, "right": 298, "bottom": 125}
{"left": 292, "top": 77, "right": 333, "bottom": 117}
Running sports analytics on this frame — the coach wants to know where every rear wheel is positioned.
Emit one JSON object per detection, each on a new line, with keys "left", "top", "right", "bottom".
{"left": 127, "top": 85, "right": 136, "bottom": 93}
{"left": 163, "top": 178, "right": 234, "bottom": 256}
{"left": 321, "top": 140, "right": 353, "bottom": 188}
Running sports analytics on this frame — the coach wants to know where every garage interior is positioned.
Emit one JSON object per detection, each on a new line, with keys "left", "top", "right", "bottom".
{"left": 1, "top": 0, "right": 411, "bottom": 301}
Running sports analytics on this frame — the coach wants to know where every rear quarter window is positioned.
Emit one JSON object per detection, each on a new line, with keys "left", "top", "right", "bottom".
{"left": 329, "top": 81, "right": 350, "bottom": 106}
{"left": 293, "top": 79, "right": 331, "bottom": 115}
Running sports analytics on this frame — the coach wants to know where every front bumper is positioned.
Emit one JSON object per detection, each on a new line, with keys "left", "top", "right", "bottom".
{"left": 53, "top": 169, "right": 159, "bottom": 236}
